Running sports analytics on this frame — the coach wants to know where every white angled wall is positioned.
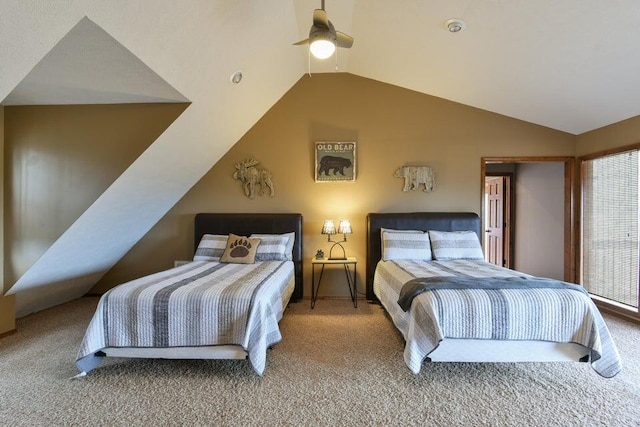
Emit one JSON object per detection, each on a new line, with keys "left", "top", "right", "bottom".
{"left": 1, "top": 2, "right": 305, "bottom": 316}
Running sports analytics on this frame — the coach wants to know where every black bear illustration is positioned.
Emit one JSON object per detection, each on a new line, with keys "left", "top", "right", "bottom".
{"left": 318, "top": 155, "right": 352, "bottom": 176}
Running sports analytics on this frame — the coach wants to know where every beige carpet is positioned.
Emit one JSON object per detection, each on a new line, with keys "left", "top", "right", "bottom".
{"left": 1, "top": 296, "right": 639, "bottom": 426}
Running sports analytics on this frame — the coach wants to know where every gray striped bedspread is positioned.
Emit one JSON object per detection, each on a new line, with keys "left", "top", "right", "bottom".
{"left": 373, "top": 259, "right": 621, "bottom": 378}
{"left": 77, "top": 260, "right": 294, "bottom": 375}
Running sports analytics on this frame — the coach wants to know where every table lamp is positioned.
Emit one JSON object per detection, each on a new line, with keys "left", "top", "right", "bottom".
{"left": 321, "top": 219, "right": 352, "bottom": 260}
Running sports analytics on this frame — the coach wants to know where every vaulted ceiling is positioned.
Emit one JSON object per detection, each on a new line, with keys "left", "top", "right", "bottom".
{"left": 5, "top": 1, "right": 640, "bottom": 134}
{"left": 2, "top": 1, "right": 640, "bottom": 315}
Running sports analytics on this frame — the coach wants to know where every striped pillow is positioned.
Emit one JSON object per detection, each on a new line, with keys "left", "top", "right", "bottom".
{"left": 254, "top": 235, "right": 290, "bottom": 261}
{"left": 382, "top": 231, "right": 432, "bottom": 261}
{"left": 428, "top": 230, "right": 484, "bottom": 260}
{"left": 251, "top": 232, "right": 295, "bottom": 260}
{"left": 193, "top": 234, "right": 228, "bottom": 261}
{"left": 380, "top": 228, "right": 423, "bottom": 253}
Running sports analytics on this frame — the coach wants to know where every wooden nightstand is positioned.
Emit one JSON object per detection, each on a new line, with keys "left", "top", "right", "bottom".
{"left": 310, "top": 257, "right": 357, "bottom": 309}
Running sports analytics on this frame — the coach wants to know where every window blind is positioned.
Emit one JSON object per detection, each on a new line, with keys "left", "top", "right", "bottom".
{"left": 582, "top": 150, "right": 639, "bottom": 308}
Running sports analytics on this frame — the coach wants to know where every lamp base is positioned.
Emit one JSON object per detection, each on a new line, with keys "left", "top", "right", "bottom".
{"left": 328, "top": 241, "right": 347, "bottom": 261}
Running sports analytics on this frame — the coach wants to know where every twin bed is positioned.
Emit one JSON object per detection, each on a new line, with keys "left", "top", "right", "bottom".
{"left": 76, "top": 213, "right": 302, "bottom": 376}
{"left": 76, "top": 211, "right": 620, "bottom": 378}
{"left": 366, "top": 212, "right": 621, "bottom": 378}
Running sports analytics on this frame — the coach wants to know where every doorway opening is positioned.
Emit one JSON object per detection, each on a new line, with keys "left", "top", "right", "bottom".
{"left": 481, "top": 157, "right": 575, "bottom": 282}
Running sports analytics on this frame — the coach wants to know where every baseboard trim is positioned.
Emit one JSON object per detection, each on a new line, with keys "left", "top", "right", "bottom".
{"left": 0, "top": 328, "right": 16, "bottom": 339}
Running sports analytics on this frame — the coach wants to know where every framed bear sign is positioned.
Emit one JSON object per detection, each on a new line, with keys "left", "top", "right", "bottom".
{"left": 315, "top": 141, "right": 356, "bottom": 182}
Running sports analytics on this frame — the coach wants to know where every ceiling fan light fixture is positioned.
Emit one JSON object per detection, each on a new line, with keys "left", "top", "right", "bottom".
{"left": 310, "top": 38, "right": 336, "bottom": 59}
{"left": 445, "top": 18, "right": 466, "bottom": 33}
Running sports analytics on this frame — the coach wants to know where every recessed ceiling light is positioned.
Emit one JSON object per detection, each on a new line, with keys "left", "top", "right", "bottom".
{"left": 445, "top": 18, "right": 466, "bottom": 33}
{"left": 230, "top": 70, "right": 243, "bottom": 84}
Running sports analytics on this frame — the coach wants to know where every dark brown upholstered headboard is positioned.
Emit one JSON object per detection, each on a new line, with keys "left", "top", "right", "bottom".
{"left": 194, "top": 213, "right": 303, "bottom": 301}
{"left": 366, "top": 212, "right": 481, "bottom": 301}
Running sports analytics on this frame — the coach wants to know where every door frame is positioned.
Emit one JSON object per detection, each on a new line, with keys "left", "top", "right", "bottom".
{"left": 481, "top": 156, "right": 576, "bottom": 282}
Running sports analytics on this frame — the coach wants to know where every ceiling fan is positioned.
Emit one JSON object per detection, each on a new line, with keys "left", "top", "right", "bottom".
{"left": 294, "top": 0, "right": 354, "bottom": 60}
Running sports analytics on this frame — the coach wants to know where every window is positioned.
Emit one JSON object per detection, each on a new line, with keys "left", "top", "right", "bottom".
{"left": 581, "top": 148, "right": 639, "bottom": 315}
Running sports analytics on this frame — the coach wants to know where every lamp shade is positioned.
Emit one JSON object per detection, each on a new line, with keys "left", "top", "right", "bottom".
{"left": 338, "top": 220, "right": 352, "bottom": 234}
{"left": 321, "top": 220, "right": 336, "bottom": 235}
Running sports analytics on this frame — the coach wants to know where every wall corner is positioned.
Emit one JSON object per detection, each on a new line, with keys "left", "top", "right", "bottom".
{"left": 0, "top": 106, "right": 15, "bottom": 335}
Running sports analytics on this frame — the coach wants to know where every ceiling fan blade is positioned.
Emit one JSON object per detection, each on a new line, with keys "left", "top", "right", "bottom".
{"left": 293, "top": 38, "right": 310, "bottom": 46}
{"left": 336, "top": 31, "right": 354, "bottom": 48}
{"left": 313, "top": 9, "right": 330, "bottom": 29}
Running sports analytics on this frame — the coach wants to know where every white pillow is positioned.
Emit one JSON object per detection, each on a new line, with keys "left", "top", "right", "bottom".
{"left": 193, "top": 234, "right": 228, "bottom": 261}
{"left": 428, "top": 230, "right": 484, "bottom": 260}
{"left": 253, "top": 234, "right": 290, "bottom": 261}
{"left": 251, "top": 232, "right": 295, "bottom": 260}
{"left": 382, "top": 231, "right": 432, "bottom": 261}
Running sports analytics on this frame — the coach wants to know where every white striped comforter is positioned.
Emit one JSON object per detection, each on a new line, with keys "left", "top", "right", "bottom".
{"left": 373, "top": 260, "right": 621, "bottom": 378}
{"left": 77, "top": 260, "right": 294, "bottom": 375}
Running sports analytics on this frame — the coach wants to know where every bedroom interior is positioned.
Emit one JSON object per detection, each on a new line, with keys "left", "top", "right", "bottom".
{"left": 2, "top": 1, "right": 640, "bottom": 424}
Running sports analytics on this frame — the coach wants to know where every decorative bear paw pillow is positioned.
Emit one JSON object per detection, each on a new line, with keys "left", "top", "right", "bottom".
{"left": 220, "top": 234, "right": 261, "bottom": 264}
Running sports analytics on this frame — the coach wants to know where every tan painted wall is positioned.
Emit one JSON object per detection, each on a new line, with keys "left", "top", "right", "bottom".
{"left": 3, "top": 103, "right": 187, "bottom": 293}
{"left": 0, "top": 295, "right": 14, "bottom": 336}
{"left": 93, "top": 73, "right": 576, "bottom": 298}
{"left": 1, "top": 106, "right": 16, "bottom": 335}
{"left": 577, "top": 115, "right": 640, "bottom": 156}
